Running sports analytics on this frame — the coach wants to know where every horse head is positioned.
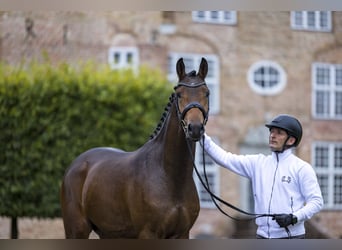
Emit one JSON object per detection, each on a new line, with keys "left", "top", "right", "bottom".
{"left": 174, "top": 57, "right": 210, "bottom": 141}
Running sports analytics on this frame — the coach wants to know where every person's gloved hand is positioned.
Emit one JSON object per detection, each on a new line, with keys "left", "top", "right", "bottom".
{"left": 272, "top": 214, "right": 297, "bottom": 227}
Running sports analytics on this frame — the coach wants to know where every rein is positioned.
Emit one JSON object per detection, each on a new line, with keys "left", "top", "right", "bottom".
{"left": 188, "top": 137, "right": 275, "bottom": 221}
{"left": 185, "top": 136, "right": 293, "bottom": 238}
{"left": 174, "top": 82, "right": 265, "bottom": 219}
{"left": 173, "top": 79, "right": 292, "bottom": 238}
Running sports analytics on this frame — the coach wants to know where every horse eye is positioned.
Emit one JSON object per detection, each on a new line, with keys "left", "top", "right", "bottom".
{"left": 177, "top": 92, "right": 182, "bottom": 98}
{"left": 205, "top": 91, "right": 210, "bottom": 97}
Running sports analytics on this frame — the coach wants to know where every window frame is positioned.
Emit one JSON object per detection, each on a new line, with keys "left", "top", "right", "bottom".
{"left": 312, "top": 62, "right": 342, "bottom": 120}
{"left": 192, "top": 11, "right": 237, "bottom": 25}
{"left": 194, "top": 140, "right": 220, "bottom": 209}
{"left": 290, "top": 11, "right": 332, "bottom": 32}
{"left": 312, "top": 142, "right": 342, "bottom": 210}
{"left": 168, "top": 52, "right": 220, "bottom": 115}
{"left": 247, "top": 60, "right": 287, "bottom": 96}
{"left": 108, "top": 46, "right": 139, "bottom": 70}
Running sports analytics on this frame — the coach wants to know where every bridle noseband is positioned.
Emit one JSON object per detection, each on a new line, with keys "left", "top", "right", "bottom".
{"left": 174, "top": 82, "right": 210, "bottom": 134}
{"left": 180, "top": 102, "right": 208, "bottom": 125}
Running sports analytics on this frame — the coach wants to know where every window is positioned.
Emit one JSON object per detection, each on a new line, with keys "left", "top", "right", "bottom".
{"left": 108, "top": 47, "right": 139, "bottom": 70}
{"left": 291, "top": 11, "right": 332, "bottom": 32}
{"left": 168, "top": 53, "right": 220, "bottom": 114}
{"left": 312, "top": 63, "right": 342, "bottom": 119}
{"left": 159, "top": 12, "right": 176, "bottom": 35}
{"left": 194, "top": 140, "right": 220, "bottom": 208}
{"left": 247, "top": 60, "right": 287, "bottom": 96}
{"left": 313, "top": 142, "right": 342, "bottom": 209}
{"left": 192, "top": 11, "right": 237, "bottom": 25}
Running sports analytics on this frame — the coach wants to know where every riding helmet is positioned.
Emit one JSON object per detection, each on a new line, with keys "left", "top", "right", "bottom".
{"left": 265, "top": 114, "right": 303, "bottom": 147}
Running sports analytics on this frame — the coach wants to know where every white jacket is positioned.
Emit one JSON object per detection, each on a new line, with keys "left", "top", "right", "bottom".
{"left": 203, "top": 134, "right": 323, "bottom": 238}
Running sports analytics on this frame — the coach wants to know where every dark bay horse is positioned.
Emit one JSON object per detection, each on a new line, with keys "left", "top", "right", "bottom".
{"left": 60, "top": 58, "right": 210, "bottom": 239}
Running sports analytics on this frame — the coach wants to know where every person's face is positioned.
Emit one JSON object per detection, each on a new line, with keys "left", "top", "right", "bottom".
{"left": 269, "top": 127, "right": 296, "bottom": 152}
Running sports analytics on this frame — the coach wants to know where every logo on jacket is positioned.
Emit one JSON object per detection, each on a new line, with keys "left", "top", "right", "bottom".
{"left": 281, "top": 176, "right": 291, "bottom": 184}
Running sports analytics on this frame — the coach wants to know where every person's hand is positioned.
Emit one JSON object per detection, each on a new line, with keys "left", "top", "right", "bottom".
{"left": 272, "top": 214, "right": 297, "bottom": 227}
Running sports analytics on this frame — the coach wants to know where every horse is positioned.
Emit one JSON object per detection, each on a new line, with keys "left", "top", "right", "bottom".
{"left": 60, "top": 57, "right": 210, "bottom": 239}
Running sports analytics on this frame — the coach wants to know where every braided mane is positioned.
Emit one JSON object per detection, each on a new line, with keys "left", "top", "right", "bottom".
{"left": 149, "top": 93, "right": 175, "bottom": 140}
{"left": 148, "top": 70, "right": 198, "bottom": 140}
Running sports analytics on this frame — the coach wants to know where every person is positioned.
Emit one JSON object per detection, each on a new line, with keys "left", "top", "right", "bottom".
{"left": 202, "top": 114, "right": 323, "bottom": 239}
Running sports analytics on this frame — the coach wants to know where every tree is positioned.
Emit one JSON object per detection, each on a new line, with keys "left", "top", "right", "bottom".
{"left": 0, "top": 61, "right": 173, "bottom": 238}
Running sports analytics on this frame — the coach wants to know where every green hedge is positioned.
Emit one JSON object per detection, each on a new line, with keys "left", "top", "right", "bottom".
{"left": 0, "top": 61, "right": 173, "bottom": 218}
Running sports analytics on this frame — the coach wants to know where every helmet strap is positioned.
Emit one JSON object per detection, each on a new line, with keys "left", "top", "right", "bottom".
{"left": 282, "top": 136, "right": 291, "bottom": 152}
{"left": 274, "top": 135, "right": 291, "bottom": 153}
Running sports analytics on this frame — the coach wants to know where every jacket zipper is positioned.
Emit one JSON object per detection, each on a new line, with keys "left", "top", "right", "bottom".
{"left": 267, "top": 153, "right": 279, "bottom": 238}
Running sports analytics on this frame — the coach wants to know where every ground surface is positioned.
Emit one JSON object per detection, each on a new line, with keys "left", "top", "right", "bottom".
{"left": 0, "top": 217, "right": 99, "bottom": 239}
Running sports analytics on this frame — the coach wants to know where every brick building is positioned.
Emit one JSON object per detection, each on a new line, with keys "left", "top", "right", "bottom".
{"left": 1, "top": 11, "right": 342, "bottom": 238}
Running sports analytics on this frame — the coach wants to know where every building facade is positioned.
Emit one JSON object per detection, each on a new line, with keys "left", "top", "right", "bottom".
{"left": 1, "top": 11, "right": 342, "bottom": 238}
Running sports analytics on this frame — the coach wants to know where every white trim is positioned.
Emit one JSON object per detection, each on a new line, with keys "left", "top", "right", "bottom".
{"left": 312, "top": 62, "right": 342, "bottom": 120}
{"left": 290, "top": 11, "right": 332, "bottom": 32}
{"left": 192, "top": 11, "right": 237, "bottom": 25}
{"left": 247, "top": 60, "right": 287, "bottom": 96}
{"left": 159, "top": 24, "right": 177, "bottom": 35}
{"left": 195, "top": 140, "right": 220, "bottom": 209}
{"left": 312, "top": 142, "right": 342, "bottom": 209}
{"left": 108, "top": 46, "right": 139, "bottom": 71}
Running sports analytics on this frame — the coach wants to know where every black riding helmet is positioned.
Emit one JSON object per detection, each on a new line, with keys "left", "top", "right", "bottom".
{"left": 265, "top": 114, "right": 303, "bottom": 147}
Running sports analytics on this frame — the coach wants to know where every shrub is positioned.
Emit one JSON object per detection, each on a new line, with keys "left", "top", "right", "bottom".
{"left": 0, "top": 61, "right": 173, "bottom": 219}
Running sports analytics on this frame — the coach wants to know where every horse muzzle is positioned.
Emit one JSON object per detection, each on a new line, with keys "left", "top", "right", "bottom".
{"left": 178, "top": 101, "right": 208, "bottom": 142}
{"left": 184, "top": 122, "right": 205, "bottom": 141}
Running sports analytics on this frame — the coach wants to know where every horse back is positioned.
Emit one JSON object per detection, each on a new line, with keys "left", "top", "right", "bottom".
{"left": 61, "top": 146, "right": 133, "bottom": 203}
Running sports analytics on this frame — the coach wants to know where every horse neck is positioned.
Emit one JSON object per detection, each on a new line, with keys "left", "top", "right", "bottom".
{"left": 153, "top": 102, "right": 196, "bottom": 178}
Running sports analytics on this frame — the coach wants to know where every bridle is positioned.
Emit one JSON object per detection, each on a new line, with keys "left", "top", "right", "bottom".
{"left": 174, "top": 82, "right": 209, "bottom": 137}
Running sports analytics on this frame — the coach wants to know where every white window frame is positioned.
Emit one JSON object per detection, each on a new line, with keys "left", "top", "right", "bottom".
{"left": 312, "top": 63, "right": 342, "bottom": 120}
{"left": 192, "top": 11, "right": 237, "bottom": 25}
{"left": 108, "top": 46, "right": 139, "bottom": 70}
{"left": 312, "top": 142, "right": 342, "bottom": 209}
{"left": 168, "top": 52, "right": 220, "bottom": 114}
{"left": 247, "top": 60, "right": 287, "bottom": 96}
{"left": 194, "top": 140, "right": 220, "bottom": 208}
{"left": 291, "top": 11, "right": 332, "bottom": 32}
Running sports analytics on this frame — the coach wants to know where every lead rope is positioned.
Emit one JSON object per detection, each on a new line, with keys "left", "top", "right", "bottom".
{"left": 187, "top": 136, "right": 275, "bottom": 220}
{"left": 186, "top": 136, "right": 292, "bottom": 238}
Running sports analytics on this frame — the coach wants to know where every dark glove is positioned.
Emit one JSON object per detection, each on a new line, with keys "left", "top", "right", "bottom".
{"left": 272, "top": 214, "right": 297, "bottom": 227}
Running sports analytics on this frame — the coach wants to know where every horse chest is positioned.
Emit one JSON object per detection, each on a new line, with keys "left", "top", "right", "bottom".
{"left": 138, "top": 202, "right": 199, "bottom": 238}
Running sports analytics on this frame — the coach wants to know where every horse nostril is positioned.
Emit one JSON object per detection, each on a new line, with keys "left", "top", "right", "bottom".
{"left": 187, "top": 123, "right": 205, "bottom": 140}
{"left": 200, "top": 124, "right": 205, "bottom": 134}
{"left": 188, "top": 124, "right": 193, "bottom": 132}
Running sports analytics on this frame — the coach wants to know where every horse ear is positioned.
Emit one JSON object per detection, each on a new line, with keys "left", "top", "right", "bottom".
{"left": 176, "top": 58, "right": 186, "bottom": 81}
{"left": 198, "top": 57, "right": 208, "bottom": 80}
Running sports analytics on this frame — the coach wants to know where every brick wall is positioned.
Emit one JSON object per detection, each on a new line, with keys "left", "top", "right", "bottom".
{"left": 1, "top": 11, "right": 341, "bottom": 238}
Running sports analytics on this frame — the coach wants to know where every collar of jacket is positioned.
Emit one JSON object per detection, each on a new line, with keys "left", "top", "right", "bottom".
{"left": 271, "top": 148, "right": 293, "bottom": 162}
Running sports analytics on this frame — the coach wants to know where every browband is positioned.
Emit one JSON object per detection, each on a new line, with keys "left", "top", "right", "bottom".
{"left": 174, "top": 82, "right": 207, "bottom": 89}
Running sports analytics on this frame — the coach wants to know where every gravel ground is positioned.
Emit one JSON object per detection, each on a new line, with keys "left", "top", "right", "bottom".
{"left": 0, "top": 217, "right": 98, "bottom": 239}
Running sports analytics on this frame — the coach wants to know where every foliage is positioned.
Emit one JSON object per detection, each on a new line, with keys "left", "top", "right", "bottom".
{"left": 0, "top": 61, "right": 173, "bottom": 218}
